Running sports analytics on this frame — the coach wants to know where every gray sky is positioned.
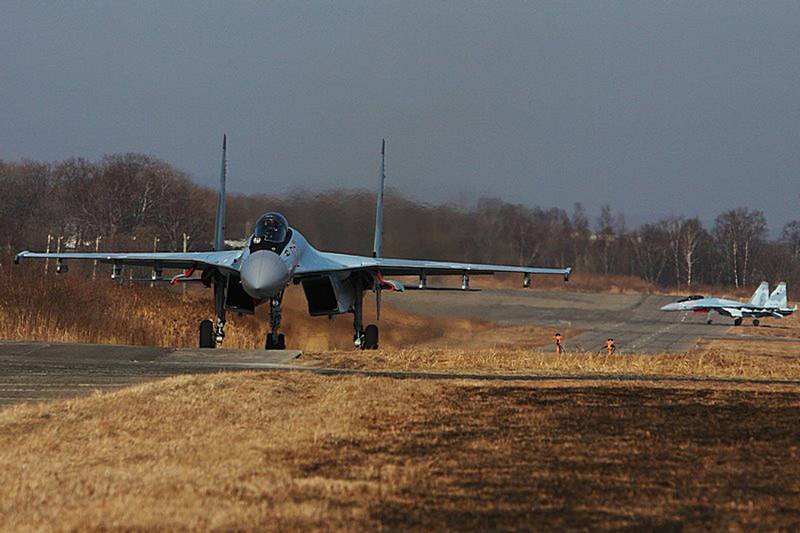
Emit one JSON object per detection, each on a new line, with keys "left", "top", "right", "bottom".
{"left": 2, "top": 1, "right": 799, "bottom": 231}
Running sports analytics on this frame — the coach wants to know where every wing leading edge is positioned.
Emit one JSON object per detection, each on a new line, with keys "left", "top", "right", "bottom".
{"left": 14, "top": 250, "right": 242, "bottom": 272}
{"left": 295, "top": 251, "right": 572, "bottom": 280}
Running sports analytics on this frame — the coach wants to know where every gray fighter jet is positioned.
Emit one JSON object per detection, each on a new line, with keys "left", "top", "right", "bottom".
{"left": 660, "top": 281, "right": 796, "bottom": 326}
{"left": 15, "top": 137, "right": 572, "bottom": 350}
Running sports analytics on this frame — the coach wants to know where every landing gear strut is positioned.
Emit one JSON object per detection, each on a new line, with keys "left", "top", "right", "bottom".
{"left": 352, "top": 282, "right": 379, "bottom": 350}
{"left": 265, "top": 293, "right": 286, "bottom": 350}
{"left": 200, "top": 276, "right": 227, "bottom": 348}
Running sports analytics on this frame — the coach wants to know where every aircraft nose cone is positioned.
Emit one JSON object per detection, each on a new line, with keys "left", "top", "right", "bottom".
{"left": 240, "top": 251, "right": 290, "bottom": 299}
{"left": 660, "top": 302, "right": 680, "bottom": 311}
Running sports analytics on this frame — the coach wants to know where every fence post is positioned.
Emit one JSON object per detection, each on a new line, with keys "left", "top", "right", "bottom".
{"left": 92, "top": 236, "right": 101, "bottom": 280}
{"left": 44, "top": 234, "right": 52, "bottom": 274}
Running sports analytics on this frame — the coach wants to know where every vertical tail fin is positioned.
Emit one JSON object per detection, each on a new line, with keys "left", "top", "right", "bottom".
{"left": 372, "top": 138, "right": 386, "bottom": 258}
{"left": 766, "top": 282, "right": 787, "bottom": 308}
{"left": 749, "top": 281, "right": 769, "bottom": 306}
{"left": 214, "top": 134, "right": 227, "bottom": 251}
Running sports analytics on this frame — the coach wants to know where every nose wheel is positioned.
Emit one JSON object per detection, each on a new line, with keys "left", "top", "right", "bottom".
{"left": 266, "top": 332, "right": 286, "bottom": 350}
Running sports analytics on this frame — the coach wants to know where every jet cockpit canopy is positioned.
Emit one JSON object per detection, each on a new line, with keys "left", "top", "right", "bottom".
{"left": 253, "top": 213, "right": 289, "bottom": 244}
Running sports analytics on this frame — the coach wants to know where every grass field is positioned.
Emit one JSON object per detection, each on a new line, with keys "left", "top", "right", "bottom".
{"left": 1, "top": 266, "right": 546, "bottom": 351}
{"left": 300, "top": 342, "right": 800, "bottom": 381}
{"left": 3, "top": 265, "right": 800, "bottom": 530}
{"left": 1, "top": 372, "right": 799, "bottom": 531}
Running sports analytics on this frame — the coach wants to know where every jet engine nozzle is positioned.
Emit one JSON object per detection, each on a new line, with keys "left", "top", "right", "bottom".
{"left": 240, "top": 250, "right": 290, "bottom": 299}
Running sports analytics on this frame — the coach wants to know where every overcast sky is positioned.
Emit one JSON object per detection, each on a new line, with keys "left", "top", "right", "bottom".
{"left": 2, "top": 1, "right": 798, "bottom": 230}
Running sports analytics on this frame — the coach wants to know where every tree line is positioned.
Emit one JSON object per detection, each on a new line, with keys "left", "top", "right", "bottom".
{"left": 1, "top": 154, "right": 798, "bottom": 292}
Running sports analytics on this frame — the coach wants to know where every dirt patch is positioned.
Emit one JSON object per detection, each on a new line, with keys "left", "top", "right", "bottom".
{"left": 1, "top": 372, "right": 799, "bottom": 530}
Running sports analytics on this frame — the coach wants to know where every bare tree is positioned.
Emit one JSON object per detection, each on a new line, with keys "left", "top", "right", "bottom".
{"left": 782, "top": 221, "right": 800, "bottom": 259}
{"left": 714, "top": 208, "right": 767, "bottom": 288}
{"left": 681, "top": 218, "right": 704, "bottom": 288}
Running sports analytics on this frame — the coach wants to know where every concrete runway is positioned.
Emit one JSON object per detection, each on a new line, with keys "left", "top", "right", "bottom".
{"left": 385, "top": 289, "right": 747, "bottom": 353}
{"left": 4, "top": 340, "right": 800, "bottom": 409}
{"left": 0, "top": 341, "right": 300, "bottom": 407}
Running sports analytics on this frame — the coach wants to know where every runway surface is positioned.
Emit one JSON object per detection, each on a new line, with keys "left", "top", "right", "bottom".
{"left": 3, "top": 340, "right": 800, "bottom": 408}
{"left": 385, "top": 289, "right": 744, "bottom": 353}
{"left": 0, "top": 341, "right": 300, "bottom": 407}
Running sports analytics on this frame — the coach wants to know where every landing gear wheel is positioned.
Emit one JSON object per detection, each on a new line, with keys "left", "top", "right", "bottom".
{"left": 753, "top": 319, "right": 760, "bottom": 327}
{"left": 706, "top": 319, "right": 713, "bottom": 325}
{"left": 199, "top": 319, "right": 216, "bottom": 348}
{"left": 734, "top": 318, "right": 743, "bottom": 326}
{"left": 265, "top": 333, "right": 286, "bottom": 350}
{"left": 363, "top": 324, "right": 379, "bottom": 350}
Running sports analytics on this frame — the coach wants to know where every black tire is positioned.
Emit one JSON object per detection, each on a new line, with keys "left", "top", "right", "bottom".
{"left": 734, "top": 318, "right": 743, "bottom": 326}
{"left": 706, "top": 319, "right": 713, "bottom": 325}
{"left": 199, "top": 320, "right": 215, "bottom": 348}
{"left": 753, "top": 319, "right": 760, "bottom": 327}
{"left": 364, "top": 324, "right": 379, "bottom": 350}
{"left": 266, "top": 333, "right": 286, "bottom": 350}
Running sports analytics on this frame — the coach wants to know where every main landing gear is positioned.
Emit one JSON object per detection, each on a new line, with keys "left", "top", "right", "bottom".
{"left": 200, "top": 276, "right": 227, "bottom": 348}
{"left": 752, "top": 319, "right": 760, "bottom": 327}
{"left": 265, "top": 293, "right": 286, "bottom": 350}
{"left": 352, "top": 283, "right": 379, "bottom": 350}
{"left": 734, "top": 317, "right": 743, "bottom": 326}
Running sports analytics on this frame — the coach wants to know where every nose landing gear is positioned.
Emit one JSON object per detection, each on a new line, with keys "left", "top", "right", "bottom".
{"left": 265, "top": 293, "right": 286, "bottom": 350}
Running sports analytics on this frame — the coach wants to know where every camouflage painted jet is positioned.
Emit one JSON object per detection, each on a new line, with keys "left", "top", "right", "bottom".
{"left": 15, "top": 137, "right": 572, "bottom": 350}
{"left": 660, "top": 281, "right": 796, "bottom": 326}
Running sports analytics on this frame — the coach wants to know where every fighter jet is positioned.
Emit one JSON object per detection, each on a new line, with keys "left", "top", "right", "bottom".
{"left": 660, "top": 281, "right": 796, "bottom": 326}
{"left": 15, "top": 137, "right": 572, "bottom": 350}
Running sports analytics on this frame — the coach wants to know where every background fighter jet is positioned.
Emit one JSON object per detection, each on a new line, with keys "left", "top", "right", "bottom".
{"left": 660, "top": 281, "right": 796, "bottom": 326}
{"left": 15, "top": 137, "right": 572, "bottom": 350}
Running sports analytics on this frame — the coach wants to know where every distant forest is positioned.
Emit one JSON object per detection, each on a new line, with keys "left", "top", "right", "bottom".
{"left": 1, "top": 154, "right": 799, "bottom": 293}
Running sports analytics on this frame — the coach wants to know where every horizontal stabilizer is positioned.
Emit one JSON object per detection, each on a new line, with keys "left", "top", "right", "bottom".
{"left": 403, "top": 286, "right": 482, "bottom": 292}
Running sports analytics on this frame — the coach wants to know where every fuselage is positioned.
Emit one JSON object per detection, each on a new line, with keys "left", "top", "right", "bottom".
{"left": 235, "top": 213, "right": 305, "bottom": 299}
{"left": 660, "top": 298, "right": 795, "bottom": 318}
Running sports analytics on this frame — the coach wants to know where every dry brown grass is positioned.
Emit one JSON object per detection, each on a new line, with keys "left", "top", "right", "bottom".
{"left": 302, "top": 344, "right": 800, "bottom": 381}
{"left": 0, "top": 266, "right": 557, "bottom": 351}
{"left": 2, "top": 372, "right": 800, "bottom": 531}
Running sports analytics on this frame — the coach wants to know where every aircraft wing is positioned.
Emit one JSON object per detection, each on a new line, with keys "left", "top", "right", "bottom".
{"left": 14, "top": 250, "right": 242, "bottom": 272}
{"left": 294, "top": 251, "right": 572, "bottom": 279}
